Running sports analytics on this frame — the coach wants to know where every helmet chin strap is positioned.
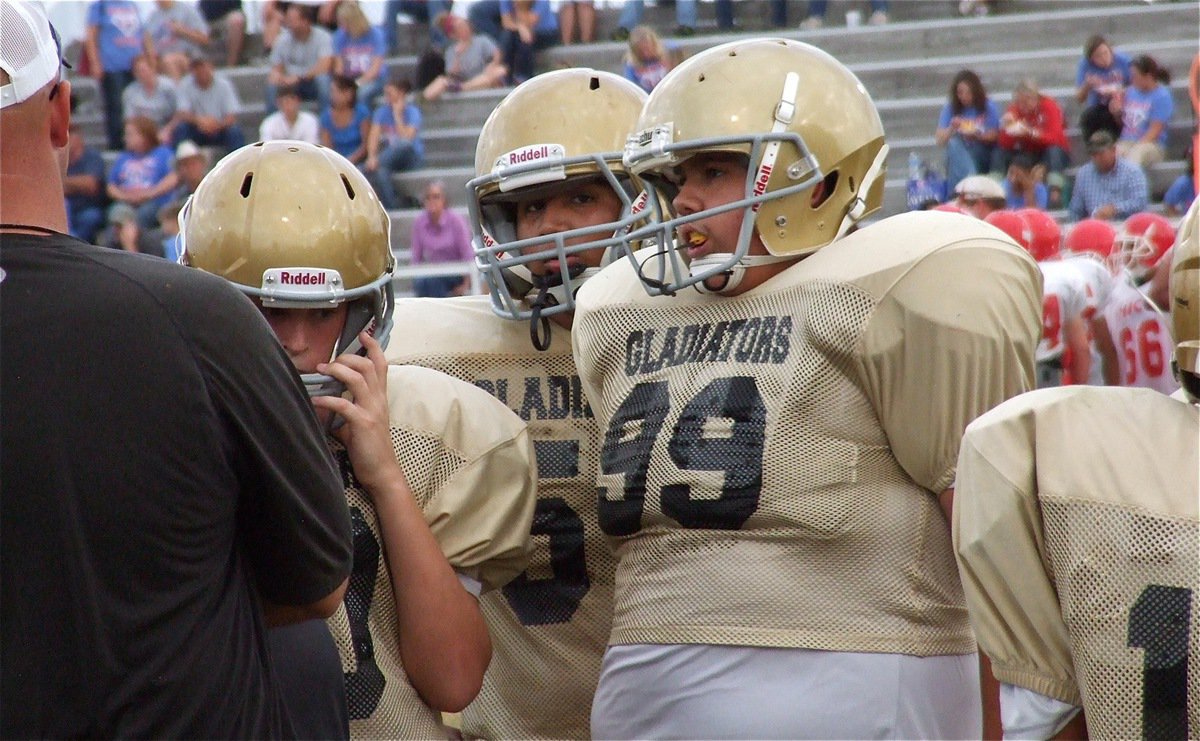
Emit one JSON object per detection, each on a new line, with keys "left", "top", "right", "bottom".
{"left": 691, "top": 252, "right": 795, "bottom": 294}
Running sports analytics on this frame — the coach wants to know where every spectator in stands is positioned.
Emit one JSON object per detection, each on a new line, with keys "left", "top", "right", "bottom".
{"left": 365, "top": 75, "right": 424, "bottom": 210}
{"left": 122, "top": 54, "right": 178, "bottom": 143}
{"left": 380, "top": 0, "right": 451, "bottom": 54}
{"left": 102, "top": 202, "right": 165, "bottom": 257}
{"left": 85, "top": 0, "right": 143, "bottom": 151}
{"left": 953, "top": 174, "right": 1006, "bottom": 220}
{"left": 1003, "top": 152, "right": 1049, "bottom": 210}
{"left": 1113, "top": 55, "right": 1174, "bottom": 169}
{"left": 171, "top": 140, "right": 210, "bottom": 203}
{"left": 260, "top": 0, "right": 285, "bottom": 56}
{"left": 622, "top": 25, "right": 674, "bottom": 94}
{"left": 333, "top": 1, "right": 387, "bottom": 109}
{"left": 1164, "top": 140, "right": 1196, "bottom": 215}
{"left": 107, "top": 116, "right": 178, "bottom": 230}
{"left": 266, "top": 2, "right": 334, "bottom": 114}
{"left": 935, "top": 69, "right": 1001, "bottom": 194}
{"left": 143, "top": 0, "right": 211, "bottom": 82}
{"left": 558, "top": 0, "right": 595, "bottom": 45}
{"left": 1068, "top": 130, "right": 1149, "bottom": 221}
{"left": 611, "top": 1, "right": 699, "bottom": 40}
{"left": 260, "top": 85, "right": 320, "bottom": 143}
{"left": 994, "top": 78, "right": 1070, "bottom": 180}
{"left": 172, "top": 55, "right": 244, "bottom": 154}
{"left": 799, "top": 0, "right": 888, "bottom": 30}
{"left": 156, "top": 200, "right": 184, "bottom": 262}
{"left": 198, "top": 0, "right": 246, "bottom": 67}
{"left": 410, "top": 180, "right": 475, "bottom": 298}
{"left": 65, "top": 121, "right": 108, "bottom": 244}
{"left": 320, "top": 75, "right": 371, "bottom": 164}
{"left": 500, "top": 0, "right": 558, "bottom": 85}
{"left": 314, "top": 0, "right": 343, "bottom": 32}
{"left": 1076, "top": 33, "right": 1131, "bottom": 143}
{"left": 423, "top": 14, "right": 507, "bottom": 102}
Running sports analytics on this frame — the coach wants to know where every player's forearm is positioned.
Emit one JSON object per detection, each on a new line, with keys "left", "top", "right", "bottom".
{"left": 371, "top": 478, "right": 491, "bottom": 711}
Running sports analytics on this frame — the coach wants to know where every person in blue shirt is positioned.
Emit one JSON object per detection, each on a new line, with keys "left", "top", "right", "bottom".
{"left": 1075, "top": 34, "right": 1132, "bottom": 143}
{"left": 84, "top": 0, "right": 143, "bottom": 150}
{"left": 320, "top": 75, "right": 372, "bottom": 165}
{"left": 935, "top": 69, "right": 1001, "bottom": 194}
{"left": 364, "top": 74, "right": 424, "bottom": 210}
{"left": 332, "top": 1, "right": 387, "bottom": 109}
{"left": 107, "top": 116, "right": 178, "bottom": 229}
{"left": 1115, "top": 55, "right": 1174, "bottom": 169}
{"left": 64, "top": 121, "right": 108, "bottom": 244}
{"left": 1003, "top": 152, "right": 1048, "bottom": 210}
{"left": 500, "top": 0, "right": 558, "bottom": 85}
{"left": 1164, "top": 172, "right": 1197, "bottom": 216}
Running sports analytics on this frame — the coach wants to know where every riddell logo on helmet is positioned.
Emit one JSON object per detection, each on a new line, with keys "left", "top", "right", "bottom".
{"left": 497, "top": 144, "right": 565, "bottom": 169}
{"left": 280, "top": 271, "right": 327, "bottom": 285}
{"left": 752, "top": 164, "right": 773, "bottom": 197}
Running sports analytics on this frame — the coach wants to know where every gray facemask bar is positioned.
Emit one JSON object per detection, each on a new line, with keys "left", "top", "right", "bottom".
{"left": 467, "top": 150, "right": 660, "bottom": 322}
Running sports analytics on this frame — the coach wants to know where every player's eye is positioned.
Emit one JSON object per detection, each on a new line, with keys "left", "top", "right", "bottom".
{"left": 316, "top": 308, "right": 340, "bottom": 322}
{"left": 521, "top": 199, "right": 547, "bottom": 216}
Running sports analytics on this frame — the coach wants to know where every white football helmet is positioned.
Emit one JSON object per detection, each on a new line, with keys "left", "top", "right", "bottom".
{"left": 180, "top": 140, "right": 395, "bottom": 397}
{"left": 621, "top": 38, "right": 888, "bottom": 295}
{"left": 468, "top": 68, "right": 652, "bottom": 349}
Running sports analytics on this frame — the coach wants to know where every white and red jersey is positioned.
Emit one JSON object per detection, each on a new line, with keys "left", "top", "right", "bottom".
{"left": 1103, "top": 272, "right": 1180, "bottom": 395}
{"left": 1063, "top": 255, "right": 1115, "bottom": 385}
{"left": 1036, "top": 260, "right": 1090, "bottom": 364}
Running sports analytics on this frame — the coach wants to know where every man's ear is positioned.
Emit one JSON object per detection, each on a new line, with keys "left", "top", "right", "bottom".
{"left": 49, "top": 79, "right": 71, "bottom": 149}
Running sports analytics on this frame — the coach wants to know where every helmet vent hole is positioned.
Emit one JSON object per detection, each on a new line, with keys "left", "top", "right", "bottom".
{"left": 697, "top": 73, "right": 706, "bottom": 82}
{"left": 341, "top": 174, "right": 356, "bottom": 200}
{"left": 589, "top": 75, "right": 600, "bottom": 90}
{"left": 240, "top": 173, "right": 253, "bottom": 198}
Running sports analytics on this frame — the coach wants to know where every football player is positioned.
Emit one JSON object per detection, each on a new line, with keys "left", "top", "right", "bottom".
{"left": 1093, "top": 213, "right": 1180, "bottom": 393}
{"left": 987, "top": 209, "right": 1091, "bottom": 387}
{"left": 953, "top": 200, "right": 1199, "bottom": 739}
{"left": 1060, "top": 218, "right": 1118, "bottom": 384}
{"left": 383, "top": 69, "right": 648, "bottom": 738}
{"left": 180, "top": 141, "right": 536, "bottom": 738}
{"left": 570, "top": 39, "right": 1043, "bottom": 737}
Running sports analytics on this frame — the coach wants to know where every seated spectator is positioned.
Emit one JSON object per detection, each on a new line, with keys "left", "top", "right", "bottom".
{"left": 260, "top": 85, "right": 320, "bottom": 143}
{"left": 198, "top": 0, "right": 247, "bottom": 67}
{"left": 157, "top": 200, "right": 184, "bottom": 263}
{"left": 1163, "top": 171, "right": 1196, "bottom": 216}
{"left": 333, "top": 1, "right": 387, "bottom": 109}
{"left": 123, "top": 55, "right": 179, "bottom": 143}
{"left": 1114, "top": 55, "right": 1174, "bottom": 169}
{"left": 320, "top": 75, "right": 371, "bottom": 164}
{"left": 423, "top": 14, "right": 507, "bottom": 102}
{"left": 171, "top": 140, "right": 211, "bottom": 203}
{"left": 64, "top": 122, "right": 108, "bottom": 244}
{"left": 994, "top": 78, "right": 1070, "bottom": 179}
{"left": 171, "top": 55, "right": 245, "bottom": 154}
{"left": 380, "top": 0, "right": 451, "bottom": 54}
{"left": 623, "top": 25, "right": 673, "bottom": 94}
{"left": 85, "top": 0, "right": 143, "bottom": 151}
{"left": 611, "top": 0, "right": 699, "bottom": 40}
{"left": 500, "top": 0, "right": 558, "bottom": 86}
{"left": 799, "top": 0, "right": 888, "bottom": 30}
{"left": 143, "top": 0, "right": 211, "bottom": 81}
{"left": 364, "top": 75, "right": 424, "bottom": 210}
{"left": 266, "top": 2, "right": 334, "bottom": 114}
{"left": 469, "top": 0, "right": 504, "bottom": 42}
{"left": 314, "top": 0, "right": 343, "bottom": 32}
{"left": 952, "top": 174, "right": 1006, "bottom": 219}
{"left": 1068, "top": 130, "right": 1149, "bottom": 221}
{"left": 107, "top": 116, "right": 179, "bottom": 229}
{"left": 103, "top": 202, "right": 166, "bottom": 257}
{"left": 1076, "top": 34, "right": 1131, "bottom": 142}
{"left": 410, "top": 180, "right": 475, "bottom": 298}
{"left": 260, "top": 0, "right": 285, "bottom": 55}
{"left": 1003, "top": 152, "right": 1049, "bottom": 210}
{"left": 935, "top": 69, "right": 1001, "bottom": 194}
{"left": 558, "top": 0, "right": 595, "bottom": 45}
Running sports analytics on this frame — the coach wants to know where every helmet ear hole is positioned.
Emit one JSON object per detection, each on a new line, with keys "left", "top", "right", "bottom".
{"left": 811, "top": 171, "right": 837, "bottom": 209}
{"left": 240, "top": 173, "right": 253, "bottom": 198}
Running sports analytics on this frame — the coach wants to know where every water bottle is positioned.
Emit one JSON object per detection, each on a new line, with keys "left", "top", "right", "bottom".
{"left": 908, "top": 151, "right": 921, "bottom": 182}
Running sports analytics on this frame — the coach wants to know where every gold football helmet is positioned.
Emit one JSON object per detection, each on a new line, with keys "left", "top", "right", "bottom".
{"left": 1171, "top": 200, "right": 1199, "bottom": 402}
{"left": 180, "top": 140, "right": 395, "bottom": 396}
{"left": 621, "top": 38, "right": 888, "bottom": 295}
{"left": 469, "top": 68, "right": 651, "bottom": 347}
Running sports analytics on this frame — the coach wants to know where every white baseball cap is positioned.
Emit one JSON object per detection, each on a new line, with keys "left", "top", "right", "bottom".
{"left": 0, "top": 0, "right": 66, "bottom": 110}
{"left": 954, "top": 174, "right": 1005, "bottom": 201}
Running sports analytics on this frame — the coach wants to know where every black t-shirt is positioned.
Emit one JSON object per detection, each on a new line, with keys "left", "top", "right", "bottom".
{"left": 269, "top": 621, "right": 349, "bottom": 741}
{"left": 0, "top": 233, "right": 352, "bottom": 738}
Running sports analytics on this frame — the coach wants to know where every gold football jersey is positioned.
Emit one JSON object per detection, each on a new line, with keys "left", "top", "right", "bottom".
{"left": 954, "top": 385, "right": 1199, "bottom": 738}
{"left": 386, "top": 296, "right": 614, "bottom": 740}
{"left": 326, "top": 364, "right": 536, "bottom": 739}
{"left": 571, "top": 211, "right": 1042, "bottom": 655}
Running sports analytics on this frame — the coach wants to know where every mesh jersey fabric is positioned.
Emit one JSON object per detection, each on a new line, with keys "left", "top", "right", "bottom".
{"left": 326, "top": 364, "right": 535, "bottom": 738}
{"left": 954, "top": 385, "right": 1199, "bottom": 738}
{"left": 386, "top": 295, "right": 613, "bottom": 740}
{"left": 571, "top": 210, "right": 1042, "bottom": 654}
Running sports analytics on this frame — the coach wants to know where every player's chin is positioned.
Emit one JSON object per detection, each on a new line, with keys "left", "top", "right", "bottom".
{"left": 701, "top": 272, "right": 730, "bottom": 292}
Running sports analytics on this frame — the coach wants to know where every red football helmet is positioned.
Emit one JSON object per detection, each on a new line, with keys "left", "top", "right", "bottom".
{"left": 1016, "top": 208, "right": 1062, "bottom": 262}
{"left": 1116, "top": 212, "right": 1176, "bottom": 280}
{"left": 1064, "top": 218, "right": 1118, "bottom": 268}
{"left": 984, "top": 210, "right": 1033, "bottom": 253}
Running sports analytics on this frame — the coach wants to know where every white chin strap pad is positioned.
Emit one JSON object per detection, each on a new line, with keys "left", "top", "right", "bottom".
{"left": 691, "top": 252, "right": 794, "bottom": 295}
